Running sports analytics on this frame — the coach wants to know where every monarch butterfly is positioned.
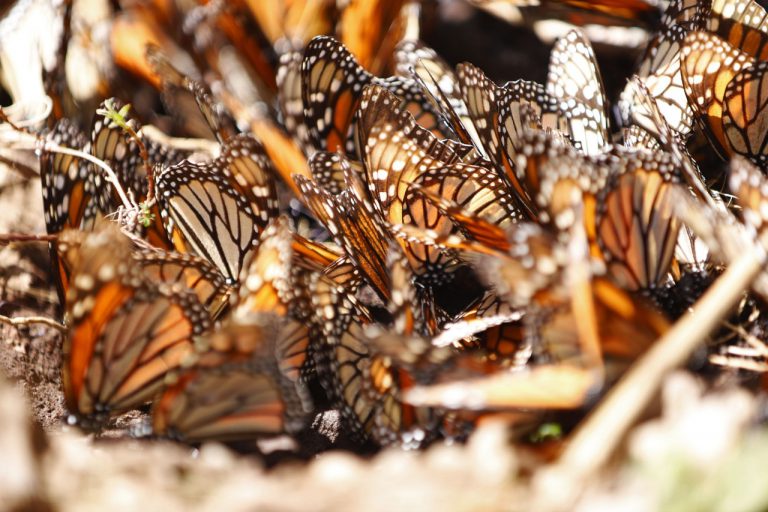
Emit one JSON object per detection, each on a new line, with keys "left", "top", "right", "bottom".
{"left": 154, "top": 134, "right": 278, "bottom": 283}
{"left": 497, "top": 80, "right": 572, "bottom": 215}
{"left": 301, "top": 36, "right": 370, "bottom": 153}
{"left": 312, "top": 266, "right": 446, "bottom": 447}
{"left": 339, "top": 0, "right": 406, "bottom": 75}
{"left": 151, "top": 318, "right": 312, "bottom": 443}
{"left": 622, "top": 77, "right": 715, "bottom": 212}
{"left": 408, "top": 162, "right": 522, "bottom": 237}
{"left": 722, "top": 61, "right": 768, "bottom": 168}
{"left": 61, "top": 223, "right": 212, "bottom": 427}
{"left": 595, "top": 149, "right": 683, "bottom": 290}
{"left": 393, "top": 39, "right": 483, "bottom": 150}
{"left": 399, "top": 189, "right": 513, "bottom": 252}
{"left": 309, "top": 243, "right": 454, "bottom": 446}
{"left": 276, "top": 50, "right": 313, "bottom": 155}
{"left": 618, "top": 0, "right": 709, "bottom": 138}
{"left": 41, "top": 119, "right": 99, "bottom": 235}
{"left": 356, "top": 84, "right": 469, "bottom": 285}
{"left": 146, "top": 45, "right": 235, "bottom": 144}
{"left": 294, "top": 153, "right": 392, "bottom": 301}
{"left": 133, "top": 248, "right": 232, "bottom": 320}
{"left": 681, "top": 31, "right": 755, "bottom": 160}
{"left": 529, "top": 140, "right": 685, "bottom": 288}
{"left": 512, "top": 129, "right": 609, "bottom": 226}
{"left": 546, "top": 29, "right": 610, "bottom": 155}
{"left": 230, "top": 217, "right": 326, "bottom": 385}
{"left": 729, "top": 155, "right": 768, "bottom": 236}
{"left": 40, "top": 119, "right": 101, "bottom": 304}
{"left": 497, "top": 79, "right": 571, "bottom": 163}
{"left": 55, "top": 234, "right": 231, "bottom": 319}
{"left": 301, "top": 36, "right": 448, "bottom": 156}
{"left": 707, "top": 0, "right": 768, "bottom": 61}
{"left": 245, "top": 0, "right": 335, "bottom": 51}
{"left": 456, "top": 62, "right": 507, "bottom": 171}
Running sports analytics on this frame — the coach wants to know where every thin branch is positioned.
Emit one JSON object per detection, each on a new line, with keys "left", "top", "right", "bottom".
{"left": 721, "top": 321, "right": 768, "bottom": 357}
{"left": 0, "top": 233, "right": 58, "bottom": 244}
{"left": 0, "top": 314, "right": 66, "bottom": 333}
{"left": 710, "top": 354, "right": 768, "bottom": 372}
{"left": 0, "top": 107, "right": 33, "bottom": 134}
{"left": 122, "top": 124, "right": 154, "bottom": 202}
{"left": 45, "top": 142, "right": 135, "bottom": 210}
{"left": 140, "top": 125, "right": 219, "bottom": 155}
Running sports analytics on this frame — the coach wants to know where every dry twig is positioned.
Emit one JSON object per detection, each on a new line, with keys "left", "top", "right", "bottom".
{"left": 0, "top": 313, "right": 65, "bottom": 332}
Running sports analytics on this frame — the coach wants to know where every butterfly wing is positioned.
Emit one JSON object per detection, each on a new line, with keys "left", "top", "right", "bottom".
{"left": 302, "top": 36, "right": 373, "bottom": 154}
{"left": 722, "top": 61, "right": 768, "bottom": 168}
{"left": 681, "top": 31, "right": 754, "bottom": 158}
{"left": 596, "top": 150, "right": 683, "bottom": 290}
{"left": 152, "top": 320, "right": 311, "bottom": 443}
{"left": 40, "top": 119, "right": 100, "bottom": 303}
{"left": 277, "top": 50, "right": 314, "bottom": 155}
{"left": 62, "top": 225, "right": 210, "bottom": 426}
{"left": 133, "top": 249, "right": 232, "bottom": 319}
{"left": 546, "top": 29, "right": 610, "bottom": 155}
{"left": 708, "top": 0, "right": 768, "bottom": 60}
{"left": 154, "top": 138, "right": 276, "bottom": 283}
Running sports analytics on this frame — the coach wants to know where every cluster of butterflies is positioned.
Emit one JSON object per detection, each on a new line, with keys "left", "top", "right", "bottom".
{"left": 29, "top": 0, "right": 768, "bottom": 452}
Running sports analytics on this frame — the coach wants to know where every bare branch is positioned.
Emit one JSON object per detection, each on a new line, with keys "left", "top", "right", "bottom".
{"left": 43, "top": 142, "right": 135, "bottom": 210}
{"left": 0, "top": 233, "right": 58, "bottom": 244}
{"left": 0, "top": 314, "right": 66, "bottom": 333}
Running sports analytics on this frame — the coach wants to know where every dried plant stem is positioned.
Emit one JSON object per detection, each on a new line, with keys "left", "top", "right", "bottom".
{"left": 140, "top": 125, "right": 219, "bottom": 155}
{"left": 540, "top": 247, "right": 763, "bottom": 507}
{"left": 0, "top": 314, "right": 66, "bottom": 332}
{"left": 120, "top": 124, "right": 154, "bottom": 202}
{"left": 0, "top": 233, "right": 58, "bottom": 244}
{"left": 45, "top": 143, "right": 134, "bottom": 210}
{"left": 0, "top": 108, "right": 32, "bottom": 135}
